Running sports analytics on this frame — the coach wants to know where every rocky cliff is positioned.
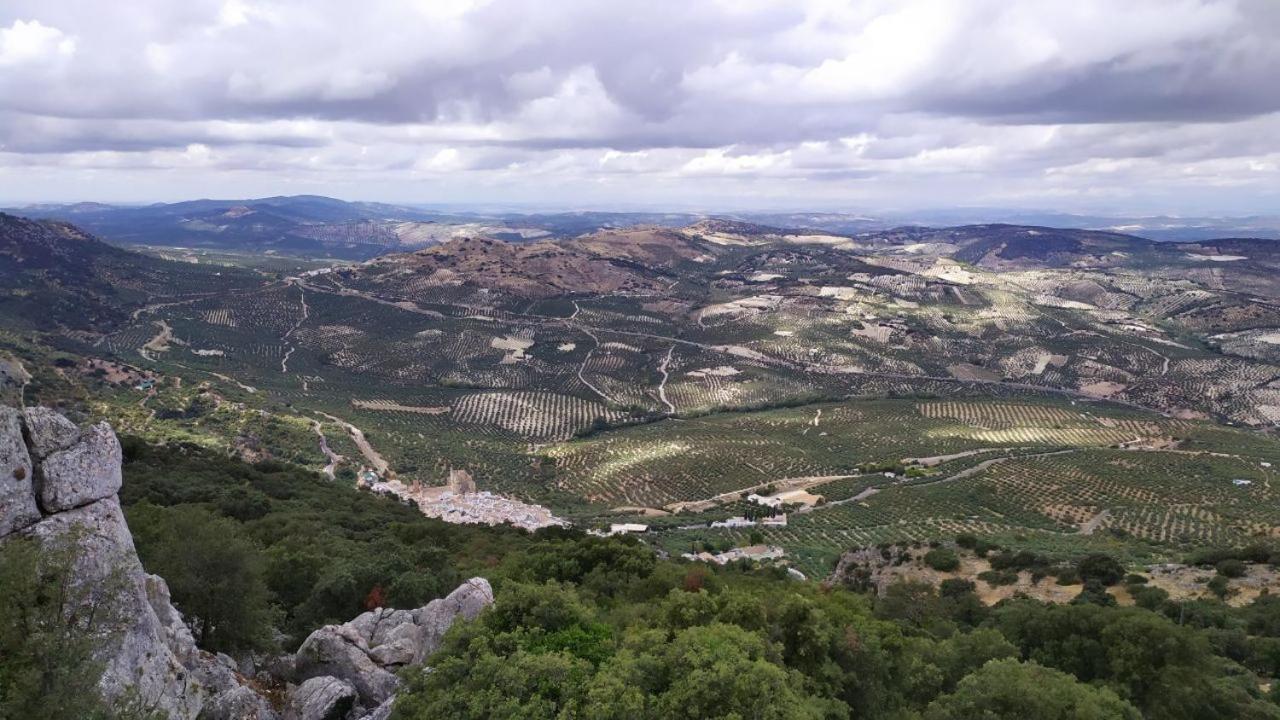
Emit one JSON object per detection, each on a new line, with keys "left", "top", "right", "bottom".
{"left": 0, "top": 406, "right": 494, "bottom": 720}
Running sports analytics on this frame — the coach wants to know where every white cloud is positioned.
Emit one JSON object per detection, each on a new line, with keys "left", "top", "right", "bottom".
{"left": 0, "top": 19, "right": 75, "bottom": 66}
{"left": 0, "top": 0, "right": 1276, "bottom": 212}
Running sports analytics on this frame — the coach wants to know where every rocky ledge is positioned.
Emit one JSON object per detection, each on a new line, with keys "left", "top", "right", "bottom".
{"left": 0, "top": 405, "right": 494, "bottom": 720}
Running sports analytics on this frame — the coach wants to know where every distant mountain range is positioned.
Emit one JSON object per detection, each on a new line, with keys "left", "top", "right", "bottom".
{"left": 6, "top": 195, "right": 1279, "bottom": 261}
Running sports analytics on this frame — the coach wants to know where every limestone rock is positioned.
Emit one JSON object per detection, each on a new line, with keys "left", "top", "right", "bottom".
{"left": 294, "top": 625, "right": 400, "bottom": 707}
{"left": 292, "top": 577, "right": 494, "bottom": 708}
{"left": 284, "top": 676, "right": 360, "bottom": 720}
{"left": 198, "top": 685, "right": 280, "bottom": 720}
{"left": 24, "top": 495, "right": 212, "bottom": 719}
{"left": 146, "top": 573, "right": 201, "bottom": 666}
{"left": 38, "top": 422, "right": 122, "bottom": 512}
{"left": 22, "top": 406, "right": 82, "bottom": 459}
{"left": 411, "top": 577, "right": 494, "bottom": 662}
{"left": 2, "top": 406, "right": 271, "bottom": 719}
{"left": 348, "top": 607, "right": 419, "bottom": 667}
{"left": 0, "top": 406, "right": 39, "bottom": 536}
{"left": 356, "top": 698, "right": 395, "bottom": 720}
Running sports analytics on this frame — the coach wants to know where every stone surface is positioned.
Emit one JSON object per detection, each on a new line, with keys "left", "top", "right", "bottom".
{"left": 198, "top": 685, "right": 280, "bottom": 720}
{"left": 411, "top": 577, "right": 494, "bottom": 663}
{"left": 292, "top": 577, "right": 494, "bottom": 708}
{"left": 37, "top": 421, "right": 122, "bottom": 512}
{"left": 294, "top": 625, "right": 400, "bottom": 707}
{"left": 284, "top": 676, "right": 360, "bottom": 720}
{"left": 146, "top": 573, "right": 201, "bottom": 666}
{"left": 22, "top": 406, "right": 81, "bottom": 459}
{"left": 23, "top": 494, "right": 213, "bottom": 719}
{"left": 0, "top": 406, "right": 39, "bottom": 537}
{"left": 357, "top": 698, "right": 395, "bottom": 720}
{"left": 1, "top": 406, "right": 268, "bottom": 719}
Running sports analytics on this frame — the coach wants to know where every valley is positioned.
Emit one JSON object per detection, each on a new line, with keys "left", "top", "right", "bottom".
{"left": 10, "top": 211, "right": 1280, "bottom": 577}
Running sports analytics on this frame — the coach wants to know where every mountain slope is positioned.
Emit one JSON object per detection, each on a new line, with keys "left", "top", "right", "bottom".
{"left": 0, "top": 213, "right": 258, "bottom": 331}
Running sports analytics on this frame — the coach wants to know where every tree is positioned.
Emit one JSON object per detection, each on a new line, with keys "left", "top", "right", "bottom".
{"left": 1076, "top": 554, "right": 1125, "bottom": 586}
{"left": 924, "top": 548, "right": 960, "bottom": 572}
{"left": 584, "top": 623, "right": 832, "bottom": 720}
{"left": 923, "top": 659, "right": 1140, "bottom": 720}
{"left": 0, "top": 534, "right": 159, "bottom": 720}
{"left": 127, "top": 504, "right": 276, "bottom": 654}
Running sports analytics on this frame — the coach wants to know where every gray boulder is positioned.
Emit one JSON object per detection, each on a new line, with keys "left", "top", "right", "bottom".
{"left": 146, "top": 573, "right": 201, "bottom": 666}
{"left": 22, "top": 406, "right": 82, "bottom": 459}
{"left": 198, "top": 685, "right": 280, "bottom": 720}
{"left": 357, "top": 698, "right": 395, "bottom": 720}
{"left": 294, "top": 625, "right": 400, "bottom": 707}
{"left": 348, "top": 607, "right": 419, "bottom": 667}
{"left": 1, "top": 406, "right": 274, "bottom": 719}
{"left": 37, "top": 421, "right": 122, "bottom": 512}
{"left": 0, "top": 406, "right": 39, "bottom": 536}
{"left": 284, "top": 676, "right": 360, "bottom": 720}
{"left": 291, "top": 577, "right": 494, "bottom": 709}
{"left": 412, "top": 577, "right": 494, "bottom": 663}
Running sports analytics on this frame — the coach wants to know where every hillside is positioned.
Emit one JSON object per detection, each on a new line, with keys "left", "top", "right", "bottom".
{"left": 0, "top": 213, "right": 260, "bottom": 331}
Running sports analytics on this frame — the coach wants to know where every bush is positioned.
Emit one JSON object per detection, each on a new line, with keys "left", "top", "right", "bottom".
{"left": 1215, "top": 559, "right": 1247, "bottom": 579}
{"left": 978, "top": 570, "right": 1019, "bottom": 587}
{"left": 1132, "top": 586, "right": 1170, "bottom": 611}
{"left": 1054, "top": 566, "right": 1082, "bottom": 585}
{"left": 940, "top": 578, "right": 977, "bottom": 598}
{"left": 1076, "top": 554, "right": 1125, "bottom": 586}
{"left": 924, "top": 548, "right": 961, "bottom": 572}
{"left": 1207, "top": 575, "right": 1230, "bottom": 600}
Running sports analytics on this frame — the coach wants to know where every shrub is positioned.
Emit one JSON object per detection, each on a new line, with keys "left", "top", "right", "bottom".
{"left": 1207, "top": 575, "right": 1230, "bottom": 599}
{"left": 978, "top": 570, "right": 1019, "bottom": 587}
{"left": 924, "top": 548, "right": 961, "bottom": 572}
{"left": 1132, "top": 585, "right": 1170, "bottom": 611}
{"left": 1215, "top": 559, "right": 1247, "bottom": 579}
{"left": 1076, "top": 554, "right": 1125, "bottom": 586}
{"left": 939, "top": 578, "right": 977, "bottom": 598}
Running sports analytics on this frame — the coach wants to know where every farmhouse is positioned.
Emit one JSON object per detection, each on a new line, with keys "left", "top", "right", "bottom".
{"left": 608, "top": 523, "right": 648, "bottom": 535}
{"left": 761, "top": 514, "right": 788, "bottom": 527}
{"left": 747, "top": 493, "right": 784, "bottom": 508}
{"left": 711, "top": 516, "right": 756, "bottom": 528}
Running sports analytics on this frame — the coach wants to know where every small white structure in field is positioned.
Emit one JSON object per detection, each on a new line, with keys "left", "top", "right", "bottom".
{"left": 609, "top": 523, "right": 648, "bottom": 535}
{"left": 1262, "top": 462, "right": 1272, "bottom": 468}
{"left": 747, "top": 493, "right": 784, "bottom": 508}
{"left": 761, "top": 514, "right": 788, "bottom": 527}
{"left": 1233, "top": 478, "right": 1253, "bottom": 486}
{"left": 711, "top": 516, "right": 756, "bottom": 529}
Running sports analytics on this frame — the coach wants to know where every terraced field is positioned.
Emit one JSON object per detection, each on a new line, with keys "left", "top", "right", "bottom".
{"left": 14, "top": 215, "right": 1280, "bottom": 579}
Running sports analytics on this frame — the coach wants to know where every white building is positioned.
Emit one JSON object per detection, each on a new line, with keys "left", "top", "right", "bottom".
{"left": 608, "top": 523, "right": 648, "bottom": 535}
{"left": 747, "top": 493, "right": 784, "bottom": 508}
{"left": 711, "top": 516, "right": 756, "bottom": 528}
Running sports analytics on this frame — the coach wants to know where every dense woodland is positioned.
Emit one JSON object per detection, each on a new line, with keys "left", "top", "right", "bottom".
{"left": 7, "top": 442, "right": 1280, "bottom": 718}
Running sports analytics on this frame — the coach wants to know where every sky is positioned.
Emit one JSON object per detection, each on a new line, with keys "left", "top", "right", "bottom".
{"left": 1, "top": 0, "right": 1279, "bottom": 215}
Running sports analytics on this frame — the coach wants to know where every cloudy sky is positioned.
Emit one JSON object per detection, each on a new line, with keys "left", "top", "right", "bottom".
{"left": 1, "top": 0, "right": 1278, "bottom": 214}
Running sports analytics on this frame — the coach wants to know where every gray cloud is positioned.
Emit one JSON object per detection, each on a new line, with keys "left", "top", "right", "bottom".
{"left": 0, "top": 0, "right": 1277, "bottom": 211}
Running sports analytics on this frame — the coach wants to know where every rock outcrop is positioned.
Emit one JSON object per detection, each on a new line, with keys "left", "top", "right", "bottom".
{"left": 0, "top": 407, "right": 40, "bottom": 535}
{"left": 0, "top": 405, "right": 495, "bottom": 720}
{"left": 284, "top": 676, "right": 359, "bottom": 720}
{"left": 0, "top": 406, "right": 273, "bottom": 719}
{"left": 292, "top": 577, "right": 494, "bottom": 714}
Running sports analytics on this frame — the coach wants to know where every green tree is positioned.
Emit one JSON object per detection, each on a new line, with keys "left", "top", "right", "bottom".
{"left": 924, "top": 548, "right": 960, "bottom": 572}
{"left": 923, "top": 659, "right": 1140, "bottom": 720}
{"left": 128, "top": 504, "right": 276, "bottom": 654}
{"left": 0, "top": 534, "right": 159, "bottom": 720}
